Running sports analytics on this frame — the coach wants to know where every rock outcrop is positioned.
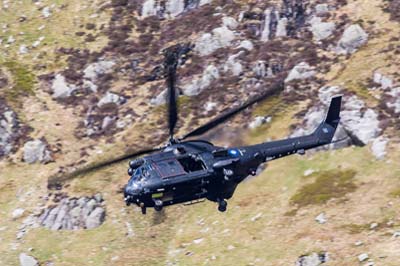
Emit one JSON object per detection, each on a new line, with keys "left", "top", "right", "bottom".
{"left": 292, "top": 86, "right": 382, "bottom": 149}
{"left": 19, "top": 253, "right": 38, "bottom": 266}
{"left": 296, "top": 252, "right": 328, "bottom": 266}
{"left": 336, "top": 24, "right": 368, "bottom": 54}
{"left": 0, "top": 102, "right": 19, "bottom": 157}
{"left": 23, "top": 139, "right": 52, "bottom": 164}
{"left": 39, "top": 195, "right": 105, "bottom": 230}
{"left": 194, "top": 26, "right": 235, "bottom": 56}
{"left": 51, "top": 74, "right": 77, "bottom": 99}
{"left": 285, "top": 62, "right": 316, "bottom": 83}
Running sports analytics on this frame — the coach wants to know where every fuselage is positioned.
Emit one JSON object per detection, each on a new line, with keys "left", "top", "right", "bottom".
{"left": 123, "top": 140, "right": 259, "bottom": 211}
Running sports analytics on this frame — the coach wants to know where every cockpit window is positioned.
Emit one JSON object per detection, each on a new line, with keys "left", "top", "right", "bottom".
{"left": 153, "top": 159, "right": 186, "bottom": 178}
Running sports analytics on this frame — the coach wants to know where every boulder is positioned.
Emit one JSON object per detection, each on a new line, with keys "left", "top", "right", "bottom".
{"left": 341, "top": 97, "right": 381, "bottom": 144}
{"left": 386, "top": 87, "right": 400, "bottom": 113}
{"left": 39, "top": 195, "right": 106, "bottom": 230}
{"left": 194, "top": 26, "right": 235, "bottom": 56}
{"left": 85, "top": 207, "right": 105, "bottom": 229}
{"left": 309, "top": 17, "right": 335, "bottom": 41}
{"left": 83, "top": 60, "right": 115, "bottom": 81}
{"left": 23, "top": 139, "right": 52, "bottom": 164}
{"left": 337, "top": 24, "right": 368, "bottom": 54}
{"left": 142, "top": 0, "right": 208, "bottom": 18}
{"left": 371, "top": 136, "right": 388, "bottom": 160}
{"left": 315, "top": 213, "right": 327, "bottom": 224}
{"left": 296, "top": 253, "right": 328, "bottom": 266}
{"left": 51, "top": 74, "right": 77, "bottom": 99}
{"left": 222, "top": 16, "right": 239, "bottom": 30}
{"left": 292, "top": 86, "right": 382, "bottom": 148}
{"left": 182, "top": 65, "right": 219, "bottom": 96}
{"left": 373, "top": 72, "right": 393, "bottom": 89}
{"left": 237, "top": 40, "right": 254, "bottom": 51}
{"left": 166, "top": 0, "right": 185, "bottom": 18}
{"left": 315, "top": 4, "right": 330, "bottom": 16}
{"left": 12, "top": 208, "right": 25, "bottom": 220}
{"left": 358, "top": 253, "right": 369, "bottom": 262}
{"left": 42, "top": 6, "right": 51, "bottom": 18}
{"left": 19, "top": 253, "right": 38, "bottom": 266}
{"left": 285, "top": 62, "right": 316, "bottom": 83}
{"left": 223, "top": 53, "right": 243, "bottom": 76}
{"left": 276, "top": 18, "right": 288, "bottom": 37}
{"left": 249, "top": 116, "right": 271, "bottom": 129}
{"left": 261, "top": 9, "right": 273, "bottom": 42}
{"left": 0, "top": 106, "right": 19, "bottom": 157}
{"left": 97, "top": 92, "right": 125, "bottom": 107}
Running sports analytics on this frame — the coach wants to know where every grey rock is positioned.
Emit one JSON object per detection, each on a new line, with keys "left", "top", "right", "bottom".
{"left": 94, "top": 193, "right": 103, "bottom": 203}
{"left": 310, "top": 17, "right": 335, "bottom": 41}
{"left": 337, "top": 24, "right": 368, "bottom": 54}
{"left": 315, "top": 4, "right": 329, "bottom": 16}
{"left": 19, "top": 45, "right": 28, "bottom": 54}
{"left": 315, "top": 213, "right": 327, "bottom": 224}
{"left": 19, "top": 253, "right": 38, "bottom": 266}
{"left": 101, "top": 116, "right": 116, "bottom": 130}
{"left": 249, "top": 116, "right": 271, "bottom": 129}
{"left": 371, "top": 136, "right": 388, "bottom": 160}
{"left": 373, "top": 72, "right": 393, "bottom": 89}
{"left": 276, "top": 18, "right": 288, "bottom": 37}
{"left": 358, "top": 253, "right": 369, "bottom": 262}
{"left": 386, "top": 87, "right": 400, "bottom": 114}
{"left": 182, "top": 65, "right": 219, "bottom": 96}
{"left": 237, "top": 40, "right": 254, "bottom": 51}
{"left": 97, "top": 92, "right": 125, "bottom": 107}
{"left": 39, "top": 195, "right": 105, "bottom": 230}
{"left": 51, "top": 74, "right": 77, "bottom": 99}
{"left": 223, "top": 52, "right": 243, "bottom": 76}
{"left": 141, "top": 0, "right": 207, "bottom": 19}
{"left": 42, "top": 7, "right": 51, "bottom": 18}
{"left": 0, "top": 107, "right": 19, "bottom": 157}
{"left": 341, "top": 96, "right": 381, "bottom": 144}
{"left": 292, "top": 86, "right": 382, "bottom": 149}
{"left": 261, "top": 9, "right": 273, "bottom": 41}
{"left": 23, "top": 139, "right": 52, "bottom": 164}
{"left": 296, "top": 252, "right": 328, "bottom": 266}
{"left": 222, "top": 16, "right": 239, "bottom": 30}
{"left": 194, "top": 27, "right": 235, "bottom": 56}
{"left": 285, "top": 62, "right": 316, "bottom": 83}
{"left": 85, "top": 207, "right": 105, "bottom": 229}
{"left": 83, "top": 61, "right": 115, "bottom": 81}
{"left": 12, "top": 208, "right": 25, "bottom": 219}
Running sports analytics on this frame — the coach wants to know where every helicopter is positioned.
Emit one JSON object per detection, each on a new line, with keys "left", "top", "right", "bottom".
{"left": 53, "top": 44, "right": 342, "bottom": 214}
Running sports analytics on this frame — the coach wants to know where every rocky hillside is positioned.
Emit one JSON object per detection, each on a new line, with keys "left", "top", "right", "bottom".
{"left": 1, "top": 0, "right": 400, "bottom": 265}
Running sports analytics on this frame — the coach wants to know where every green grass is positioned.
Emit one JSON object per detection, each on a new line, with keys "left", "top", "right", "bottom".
{"left": 290, "top": 169, "right": 358, "bottom": 208}
{"left": 2, "top": 61, "right": 35, "bottom": 103}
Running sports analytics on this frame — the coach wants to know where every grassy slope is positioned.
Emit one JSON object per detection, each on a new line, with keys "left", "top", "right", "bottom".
{"left": 0, "top": 0, "right": 400, "bottom": 265}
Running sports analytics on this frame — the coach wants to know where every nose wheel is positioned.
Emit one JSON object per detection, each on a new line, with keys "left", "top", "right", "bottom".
{"left": 217, "top": 199, "right": 227, "bottom": 212}
{"left": 154, "top": 199, "right": 163, "bottom": 212}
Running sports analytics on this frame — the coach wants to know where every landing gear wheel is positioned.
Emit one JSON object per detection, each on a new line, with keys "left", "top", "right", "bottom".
{"left": 154, "top": 199, "right": 163, "bottom": 212}
{"left": 141, "top": 206, "right": 147, "bottom": 215}
{"left": 217, "top": 200, "right": 227, "bottom": 212}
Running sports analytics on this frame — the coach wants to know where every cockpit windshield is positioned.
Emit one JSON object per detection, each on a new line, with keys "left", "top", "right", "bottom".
{"left": 132, "top": 163, "right": 152, "bottom": 181}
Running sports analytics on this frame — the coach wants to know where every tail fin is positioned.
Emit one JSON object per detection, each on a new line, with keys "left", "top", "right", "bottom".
{"left": 314, "top": 96, "right": 342, "bottom": 143}
{"left": 325, "top": 96, "right": 341, "bottom": 128}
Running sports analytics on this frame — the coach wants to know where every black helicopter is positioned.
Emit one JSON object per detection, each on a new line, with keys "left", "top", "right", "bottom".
{"left": 53, "top": 45, "right": 342, "bottom": 214}
{"left": 122, "top": 47, "right": 342, "bottom": 214}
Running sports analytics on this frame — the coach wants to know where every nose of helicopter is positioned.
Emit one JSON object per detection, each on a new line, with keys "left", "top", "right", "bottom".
{"left": 123, "top": 185, "right": 142, "bottom": 205}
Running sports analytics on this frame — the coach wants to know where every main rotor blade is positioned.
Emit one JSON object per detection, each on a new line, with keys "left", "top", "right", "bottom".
{"left": 164, "top": 49, "right": 179, "bottom": 140}
{"left": 48, "top": 147, "right": 161, "bottom": 185}
{"left": 167, "top": 67, "right": 177, "bottom": 139}
{"left": 180, "top": 81, "right": 284, "bottom": 140}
